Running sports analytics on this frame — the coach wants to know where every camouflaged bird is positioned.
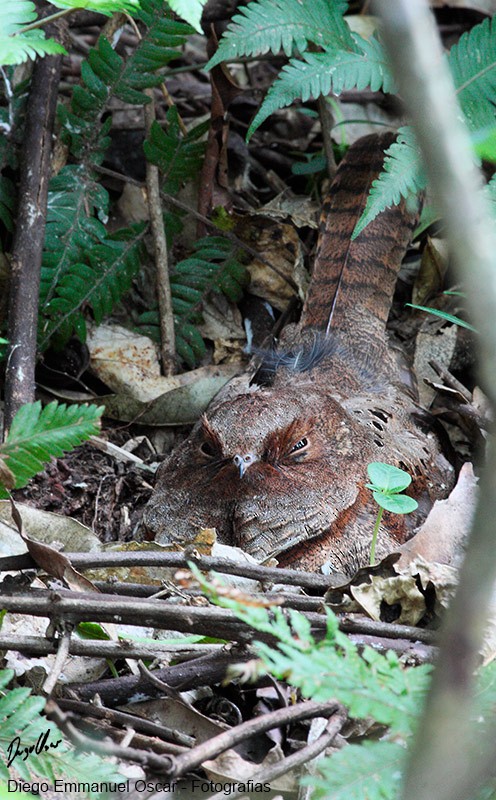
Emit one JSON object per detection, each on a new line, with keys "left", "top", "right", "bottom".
{"left": 143, "top": 133, "right": 454, "bottom": 576}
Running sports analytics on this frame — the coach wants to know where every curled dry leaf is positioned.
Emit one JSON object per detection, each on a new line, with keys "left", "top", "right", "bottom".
{"left": 350, "top": 574, "right": 427, "bottom": 626}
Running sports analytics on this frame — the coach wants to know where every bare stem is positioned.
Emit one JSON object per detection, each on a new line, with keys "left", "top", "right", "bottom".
{"left": 373, "top": 3, "right": 496, "bottom": 800}
{"left": 369, "top": 505, "right": 383, "bottom": 565}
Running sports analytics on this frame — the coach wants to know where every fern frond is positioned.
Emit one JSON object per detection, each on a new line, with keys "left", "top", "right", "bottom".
{"left": 59, "top": 37, "right": 121, "bottom": 162}
{"left": 39, "top": 164, "right": 109, "bottom": 318}
{"left": 0, "top": 668, "right": 124, "bottom": 788}
{"left": 449, "top": 17, "right": 496, "bottom": 132}
{"left": 165, "top": 0, "right": 207, "bottom": 32}
{"left": 0, "top": 2, "right": 66, "bottom": 67}
{"left": 207, "top": 0, "right": 353, "bottom": 69}
{"left": 116, "top": 0, "right": 194, "bottom": 103}
{"left": 49, "top": 0, "right": 141, "bottom": 15}
{"left": 307, "top": 740, "right": 406, "bottom": 800}
{"left": 41, "top": 224, "right": 147, "bottom": 347}
{"left": 247, "top": 35, "right": 395, "bottom": 139}
{"left": 0, "top": 401, "right": 103, "bottom": 496}
{"left": 353, "top": 127, "right": 425, "bottom": 238}
{"left": 143, "top": 108, "right": 207, "bottom": 193}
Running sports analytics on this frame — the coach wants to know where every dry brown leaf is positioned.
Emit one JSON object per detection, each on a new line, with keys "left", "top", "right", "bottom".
{"left": 350, "top": 574, "right": 427, "bottom": 625}
{"left": 412, "top": 236, "right": 448, "bottom": 306}
{"left": 398, "top": 461, "right": 478, "bottom": 568}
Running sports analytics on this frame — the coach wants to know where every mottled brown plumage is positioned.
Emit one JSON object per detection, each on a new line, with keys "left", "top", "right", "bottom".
{"left": 143, "top": 133, "right": 454, "bottom": 576}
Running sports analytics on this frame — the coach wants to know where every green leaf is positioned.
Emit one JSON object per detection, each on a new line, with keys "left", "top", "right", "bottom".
{"left": 50, "top": 0, "right": 141, "bottom": 13}
{"left": 449, "top": 16, "right": 496, "bottom": 133}
{"left": 353, "top": 126, "right": 425, "bottom": 237}
{"left": 165, "top": 0, "right": 208, "bottom": 32}
{"left": 0, "top": 668, "right": 124, "bottom": 787}
{"left": 473, "top": 125, "right": 496, "bottom": 162}
{"left": 143, "top": 108, "right": 207, "bottom": 194}
{"left": 0, "top": 401, "right": 103, "bottom": 495}
{"left": 207, "top": 0, "right": 353, "bottom": 69}
{"left": 367, "top": 462, "right": 412, "bottom": 493}
{"left": 0, "top": 1, "right": 66, "bottom": 66}
{"left": 372, "top": 491, "right": 418, "bottom": 514}
{"left": 406, "top": 303, "right": 476, "bottom": 333}
{"left": 306, "top": 740, "right": 407, "bottom": 800}
{"left": 248, "top": 35, "right": 394, "bottom": 139}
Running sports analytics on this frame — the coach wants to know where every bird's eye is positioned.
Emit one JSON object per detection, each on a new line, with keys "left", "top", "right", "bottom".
{"left": 289, "top": 437, "right": 308, "bottom": 454}
{"left": 199, "top": 440, "right": 217, "bottom": 458}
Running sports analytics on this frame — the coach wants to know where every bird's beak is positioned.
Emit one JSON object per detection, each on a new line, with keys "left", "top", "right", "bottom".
{"left": 233, "top": 453, "right": 256, "bottom": 478}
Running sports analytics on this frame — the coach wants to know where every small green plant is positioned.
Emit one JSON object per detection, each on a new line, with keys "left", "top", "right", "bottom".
{"left": 0, "top": 400, "right": 103, "bottom": 497}
{"left": 0, "top": 668, "right": 123, "bottom": 793}
{"left": 366, "top": 462, "right": 418, "bottom": 565}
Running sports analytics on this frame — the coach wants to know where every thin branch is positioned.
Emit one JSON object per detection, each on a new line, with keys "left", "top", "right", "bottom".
{"left": 0, "top": 549, "right": 338, "bottom": 592}
{"left": 208, "top": 707, "right": 347, "bottom": 800}
{"left": 144, "top": 90, "right": 176, "bottom": 375}
{"left": 373, "top": 4, "right": 496, "bottom": 800}
{"left": 170, "top": 699, "right": 342, "bottom": 777}
{"left": 4, "top": 25, "right": 64, "bottom": 430}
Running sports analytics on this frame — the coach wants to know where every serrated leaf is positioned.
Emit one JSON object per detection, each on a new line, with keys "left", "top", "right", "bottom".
{"left": 449, "top": 17, "right": 496, "bottom": 133}
{"left": 248, "top": 36, "right": 394, "bottom": 139}
{"left": 0, "top": 401, "right": 103, "bottom": 494}
{"left": 49, "top": 0, "right": 141, "bottom": 14}
{"left": 353, "top": 126, "right": 425, "bottom": 237}
{"left": 306, "top": 740, "right": 406, "bottom": 800}
{"left": 367, "top": 462, "right": 412, "bottom": 493}
{"left": 207, "top": 0, "right": 353, "bottom": 69}
{"left": 166, "top": 0, "right": 207, "bottom": 32}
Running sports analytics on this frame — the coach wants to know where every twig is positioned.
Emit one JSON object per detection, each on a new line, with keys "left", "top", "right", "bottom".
{"left": 4, "top": 24, "right": 64, "bottom": 430}
{"left": 42, "top": 628, "right": 71, "bottom": 697}
{"left": 318, "top": 96, "right": 337, "bottom": 180}
{"left": 0, "top": 549, "right": 338, "bottom": 592}
{"left": 208, "top": 707, "right": 347, "bottom": 800}
{"left": 429, "top": 358, "right": 472, "bottom": 402}
{"left": 58, "top": 698, "right": 193, "bottom": 748}
{"left": 71, "top": 646, "right": 254, "bottom": 706}
{"left": 170, "top": 699, "right": 342, "bottom": 778}
{"left": 0, "top": 588, "right": 437, "bottom": 644}
{"left": 373, "top": 4, "right": 496, "bottom": 800}
{"left": 144, "top": 90, "right": 176, "bottom": 375}
{"left": 45, "top": 699, "right": 177, "bottom": 773}
{"left": 0, "top": 633, "right": 223, "bottom": 660}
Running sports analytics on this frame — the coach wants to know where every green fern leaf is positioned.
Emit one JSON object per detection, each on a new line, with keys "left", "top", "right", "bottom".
{"left": 143, "top": 108, "right": 207, "bottom": 193}
{"left": 353, "top": 127, "right": 425, "bottom": 238}
{"left": 0, "top": 401, "right": 103, "bottom": 496}
{"left": 207, "top": 0, "right": 352, "bottom": 68}
{"left": 39, "top": 165, "right": 109, "bottom": 331}
{"left": 0, "top": 2, "right": 66, "bottom": 67}
{"left": 0, "top": 668, "right": 124, "bottom": 787}
{"left": 449, "top": 17, "right": 496, "bottom": 133}
{"left": 166, "top": 0, "right": 207, "bottom": 32}
{"left": 307, "top": 740, "right": 406, "bottom": 800}
{"left": 247, "top": 36, "right": 395, "bottom": 139}
{"left": 117, "top": 0, "right": 194, "bottom": 103}
{"left": 49, "top": 0, "right": 141, "bottom": 15}
{"left": 42, "top": 224, "right": 147, "bottom": 346}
